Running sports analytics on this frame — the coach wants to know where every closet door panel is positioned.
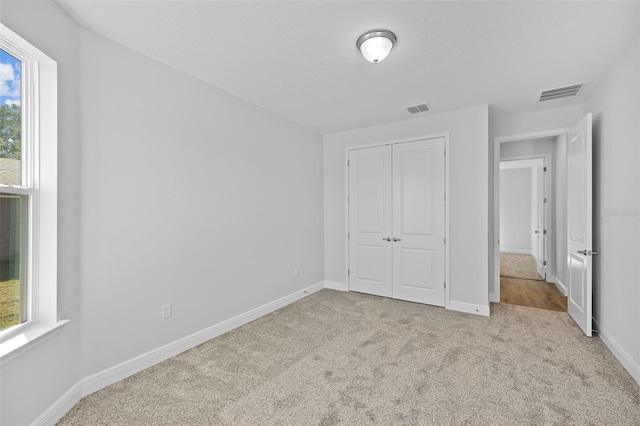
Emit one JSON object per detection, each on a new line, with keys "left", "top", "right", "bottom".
{"left": 400, "top": 149, "right": 434, "bottom": 236}
{"left": 392, "top": 138, "right": 445, "bottom": 306}
{"left": 399, "top": 247, "right": 433, "bottom": 289}
{"left": 348, "top": 146, "right": 393, "bottom": 297}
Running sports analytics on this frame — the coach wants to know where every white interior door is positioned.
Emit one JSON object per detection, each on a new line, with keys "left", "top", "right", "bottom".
{"left": 392, "top": 139, "right": 445, "bottom": 306}
{"left": 535, "top": 163, "right": 546, "bottom": 278}
{"left": 567, "top": 113, "right": 593, "bottom": 336}
{"left": 348, "top": 146, "right": 392, "bottom": 297}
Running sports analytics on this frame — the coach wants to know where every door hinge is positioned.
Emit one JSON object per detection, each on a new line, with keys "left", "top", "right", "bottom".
{"left": 348, "top": 160, "right": 350, "bottom": 167}
{"left": 544, "top": 166, "right": 547, "bottom": 172}
{"left": 543, "top": 229, "right": 547, "bottom": 235}
{"left": 444, "top": 237, "right": 446, "bottom": 244}
{"left": 444, "top": 282, "right": 446, "bottom": 288}
{"left": 543, "top": 261, "right": 547, "bottom": 266}
{"left": 348, "top": 233, "right": 350, "bottom": 239}
{"left": 544, "top": 198, "right": 547, "bottom": 203}
{"left": 348, "top": 269, "right": 350, "bottom": 276}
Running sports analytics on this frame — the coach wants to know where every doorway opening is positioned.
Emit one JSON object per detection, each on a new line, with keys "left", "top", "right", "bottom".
{"left": 495, "top": 132, "right": 568, "bottom": 312}
{"left": 493, "top": 114, "right": 593, "bottom": 334}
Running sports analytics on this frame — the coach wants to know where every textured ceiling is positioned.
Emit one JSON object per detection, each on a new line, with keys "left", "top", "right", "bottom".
{"left": 56, "top": 1, "right": 639, "bottom": 134}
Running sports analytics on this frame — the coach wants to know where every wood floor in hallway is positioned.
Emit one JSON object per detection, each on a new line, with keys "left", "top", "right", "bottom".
{"left": 500, "top": 277, "right": 567, "bottom": 312}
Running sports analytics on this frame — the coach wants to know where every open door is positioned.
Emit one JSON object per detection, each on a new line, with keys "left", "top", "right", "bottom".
{"left": 535, "top": 162, "right": 546, "bottom": 279}
{"left": 567, "top": 113, "right": 593, "bottom": 336}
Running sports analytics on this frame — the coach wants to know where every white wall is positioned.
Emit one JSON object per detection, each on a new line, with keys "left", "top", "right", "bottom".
{"left": 324, "top": 105, "right": 489, "bottom": 310}
{"left": 1, "top": 2, "right": 83, "bottom": 425}
{"left": 499, "top": 167, "right": 532, "bottom": 253}
{"left": 0, "top": 2, "right": 325, "bottom": 424}
{"left": 77, "top": 29, "right": 324, "bottom": 379}
{"left": 490, "top": 105, "right": 585, "bottom": 138}
{"left": 584, "top": 34, "right": 640, "bottom": 382}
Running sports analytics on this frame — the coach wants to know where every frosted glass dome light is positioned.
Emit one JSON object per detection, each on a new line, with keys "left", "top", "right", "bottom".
{"left": 356, "top": 29, "right": 396, "bottom": 64}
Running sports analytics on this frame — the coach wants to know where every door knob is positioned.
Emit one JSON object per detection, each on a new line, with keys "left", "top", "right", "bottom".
{"left": 393, "top": 237, "right": 401, "bottom": 242}
{"left": 577, "top": 250, "right": 588, "bottom": 255}
{"left": 534, "top": 230, "right": 540, "bottom": 234}
{"left": 382, "top": 237, "right": 391, "bottom": 241}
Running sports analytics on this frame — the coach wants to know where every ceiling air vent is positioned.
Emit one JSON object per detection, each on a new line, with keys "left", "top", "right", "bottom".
{"left": 539, "top": 82, "right": 585, "bottom": 102}
{"left": 406, "top": 103, "right": 430, "bottom": 114}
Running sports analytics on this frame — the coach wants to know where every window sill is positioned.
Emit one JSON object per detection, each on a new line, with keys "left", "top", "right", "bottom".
{"left": 0, "top": 319, "right": 70, "bottom": 365}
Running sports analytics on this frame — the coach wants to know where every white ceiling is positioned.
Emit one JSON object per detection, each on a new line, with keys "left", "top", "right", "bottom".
{"left": 56, "top": 1, "right": 639, "bottom": 134}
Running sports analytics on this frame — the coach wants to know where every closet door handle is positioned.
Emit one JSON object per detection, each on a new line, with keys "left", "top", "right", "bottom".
{"left": 393, "top": 237, "right": 401, "bottom": 242}
{"left": 382, "top": 237, "right": 391, "bottom": 241}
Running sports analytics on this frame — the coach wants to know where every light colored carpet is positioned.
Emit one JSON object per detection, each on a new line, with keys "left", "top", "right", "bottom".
{"left": 58, "top": 290, "right": 640, "bottom": 425}
{"left": 501, "top": 252, "right": 545, "bottom": 281}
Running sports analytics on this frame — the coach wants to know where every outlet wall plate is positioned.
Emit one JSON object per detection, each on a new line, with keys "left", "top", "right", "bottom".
{"left": 161, "top": 304, "right": 172, "bottom": 319}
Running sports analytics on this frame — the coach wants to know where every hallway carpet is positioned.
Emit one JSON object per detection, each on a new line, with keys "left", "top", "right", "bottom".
{"left": 500, "top": 252, "right": 545, "bottom": 280}
{"left": 58, "top": 290, "right": 640, "bottom": 425}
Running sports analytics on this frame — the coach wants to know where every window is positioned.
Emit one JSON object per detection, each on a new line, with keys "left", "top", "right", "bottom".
{"left": 0, "top": 47, "right": 28, "bottom": 332}
{"left": 0, "top": 24, "right": 61, "bottom": 358}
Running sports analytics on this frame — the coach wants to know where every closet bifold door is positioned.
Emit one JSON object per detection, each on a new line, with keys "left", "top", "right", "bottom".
{"left": 392, "top": 138, "right": 445, "bottom": 307}
{"left": 348, "top": 145, "right": 393, "bottom": 297}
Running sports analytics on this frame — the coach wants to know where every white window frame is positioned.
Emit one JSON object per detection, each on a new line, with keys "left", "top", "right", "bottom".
{"left": 0, "top": 24, "right": 66, "bottom": 363}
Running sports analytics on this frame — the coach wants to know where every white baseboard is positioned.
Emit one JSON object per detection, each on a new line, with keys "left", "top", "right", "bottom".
{"left": 500, "top": 249, "right": 533, "bottom": 255}
{"left": 31, "top": 381, "right": 82, "bottom": 426}
{"left": 449, "top": 300, "right": 490, "bottom": 317}
{"left": 324, "top": 280, "right": 348, "bottom": 291}
{"left": 489, "top": 292, "right": 499, "bottom": 303}
{"left": 593, "top": 318, "right": 640, "bottom": 386}
{"left": 80, "top": 281, "right": 325, "bottom": 397}
{"left": 32, "top": 281, "right": 325, "bottom": 426}
{"left": 554, "top": 277, "right": 567, "bottom": 296}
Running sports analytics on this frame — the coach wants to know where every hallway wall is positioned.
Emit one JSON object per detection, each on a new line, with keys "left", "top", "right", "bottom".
{"left": 499, "top": 167, "right": 532, "bottom": 253}
{"left": 584, "top": 35, "right": 640, "bottom": 383}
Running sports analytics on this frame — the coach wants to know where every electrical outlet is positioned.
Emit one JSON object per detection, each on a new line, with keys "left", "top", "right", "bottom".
{"left": 161, "top": 304, "right": 172, "bottom": 320}
{"left": 294, "top": 267, "right": 300, "bottom": 277}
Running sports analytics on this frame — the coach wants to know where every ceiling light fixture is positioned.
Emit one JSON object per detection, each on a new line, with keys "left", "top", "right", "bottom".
{"left": 356, "top": 29, "right": 396, "bottom": 64}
